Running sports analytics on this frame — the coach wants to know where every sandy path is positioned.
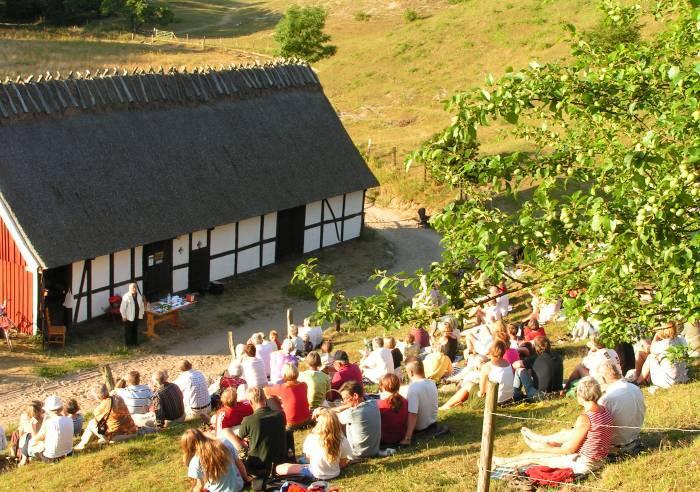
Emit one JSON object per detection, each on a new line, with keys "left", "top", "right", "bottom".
{"left": 0, "top": 205, "right": 441, "bottom": 427}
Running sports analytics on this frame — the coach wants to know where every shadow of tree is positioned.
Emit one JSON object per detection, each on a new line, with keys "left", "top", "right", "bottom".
{"left": 170, "top": 0, "right": 282, "bottom": 38}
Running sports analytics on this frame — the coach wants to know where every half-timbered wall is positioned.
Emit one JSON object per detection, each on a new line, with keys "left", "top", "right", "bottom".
{"left": 304, "top": 190, "right": 365, "bottom": 253}
{"left": 69, "top": 192, "right": 365, "bottom": 324}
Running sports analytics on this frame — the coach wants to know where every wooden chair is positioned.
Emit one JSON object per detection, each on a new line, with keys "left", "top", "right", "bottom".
{"left": 44, "top": 308, "right": 67, "bottom": 348}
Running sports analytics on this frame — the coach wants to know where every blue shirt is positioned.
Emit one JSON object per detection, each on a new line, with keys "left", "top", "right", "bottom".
{"left": 187, "top": 438, "right": 244, "bottom": 492}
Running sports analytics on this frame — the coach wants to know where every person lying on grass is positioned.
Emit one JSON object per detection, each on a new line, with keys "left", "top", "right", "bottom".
{"left": 181, "top": 428, "right": 251, "bottom": 492}
{"left": 493, "top": 376, "right": 613, "bottom": 474}
{"left": 276, "top": 409, "right": 354, "bottom": 481}
{"left": 439, "top": 340, "right": 514, "bottom": 410}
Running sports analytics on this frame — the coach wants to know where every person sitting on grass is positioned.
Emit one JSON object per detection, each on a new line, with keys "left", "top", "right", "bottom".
{"left": 440, "top": 340, "right": 514, "bottom": 410}
{"left": 288, "top": 324, "right": 305, "bottom": 355}
{"left": 213, "top": 388, "right": 253, "bottom": 446}
{"left": 270, "top": 339, "right": 298, "bottom": 385}
{"left": 181, "top": 428, "right": 251, "bottom": 492}
{"left": 219, "top": 364, "right": 248, "bottom": 403}
{"left": 230, "top": 387, "right": 287, "bottom": 478}
{"left": 512, "top": 336, "right": 564, "bottom": 401}
{"left": 398, "top": 333, "right": 421, "bottom": 360}
{"left": 360, "top": 336, "right": 394, "bottom": 384}
{"left": 494, "top": 377, "right": 613, "bottom": 474}
{"left": 16, "top": 400, "right": 43, "bottom": 465}
{"left": 563, "top": 335, "right": 621, "bottom": 392}
{"left": 275, "top": 409, "right": 354, "bottom": 481}
{"left": 438, "top": 319, "right": 459, "bottom": 362}
{"left": 378, "top": 373, "right": 408, "bottom": 446}
{"left": 75, "top": 383, "right": 137, "bottom": 450}
{"left": 28, "top": 396, "right": 73, "bottom": 463}
{"left": 265, "top": 363, "right": 312, "bottom": 431}
{"left": 597, "top": 360, "right": 645, "bottom": 456}
{"left": 330, "top": 350, "right": 364, "bottom": 400}
{"left": 269, "top": 329, "right": 282, "bottom": 350}
{"left": 252, "top": 332, "right": 275, "bottom": 380}
{"left": 636, "top": 321, "right": 689, "bottom": 388}
{"left": 384, "top": 336, "right": 404, "bottom": 374}
{"left": 422, "top": 342, "right": 453, "bottom": 382}
{"left": 175, "top": 360, "right": 212, "bottom": 421}
{"left": 299, "top": 352, "right": 331, "bottom": 410}
{"left": 241, "top": 343, "right": 268, "bottom": 389}
{"left": 523, "top": 319, "right": 547, "bottom": 343}
{"left": 400, "top": 359, "right": 438, "bottom": 446}
{"left": 64, "top": 398, "right": 83, "bottom": 436}
{"left": 116, "top": 370, "right": 154, "bottom": 427}
{"left": 151, "top": 369, "right": 185, "bottom": 429}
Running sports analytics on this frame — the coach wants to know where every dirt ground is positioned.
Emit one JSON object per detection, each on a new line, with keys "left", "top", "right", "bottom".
{"left": 0, "top": 204, "right": 442, "bottom": 427}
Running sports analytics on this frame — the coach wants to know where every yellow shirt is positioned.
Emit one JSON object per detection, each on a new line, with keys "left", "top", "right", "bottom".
{"left": 423, "top": 352, "right": 452, "bottom": 382}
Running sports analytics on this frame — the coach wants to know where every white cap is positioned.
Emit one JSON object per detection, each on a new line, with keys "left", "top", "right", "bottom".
{"left": 44, "top": 395, "right": 63, "bottom": 411}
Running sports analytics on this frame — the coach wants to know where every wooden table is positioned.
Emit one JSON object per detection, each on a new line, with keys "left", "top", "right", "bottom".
{"left": 145, "top": 301, "right": 194, "bottom": 337}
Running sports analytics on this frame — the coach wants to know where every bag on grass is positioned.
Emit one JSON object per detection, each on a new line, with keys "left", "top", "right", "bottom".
{"left": 524, "top": 465, "right": 574, "bottom": 487}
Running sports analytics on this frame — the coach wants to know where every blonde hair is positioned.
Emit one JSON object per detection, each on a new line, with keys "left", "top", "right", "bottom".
{"left": 491, "top": 320, "right": 507, "bottom": 337}
{"left": 658, "top": 322, "right": 677, "bottom": 340}
{"left": 181, "top": 429, "right": 232, "bottom": 484}
{"left": 314, "top": 409, "right": 344, "bottom": 463}
{"left": 384, "top": 336, "right": 396, "bottom": 349}
{"left": 282, "top": 363, "right": 299, "bottom": 382}
{"left": 221, "top": 387, "right": 237, "bottom": 407}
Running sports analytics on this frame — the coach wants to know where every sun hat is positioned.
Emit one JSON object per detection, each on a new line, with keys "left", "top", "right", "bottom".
{"left": 43, "top": 395, "right": 63, "bottom": 411}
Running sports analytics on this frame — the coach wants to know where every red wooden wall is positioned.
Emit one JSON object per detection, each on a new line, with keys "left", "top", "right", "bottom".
{"left": 0, "top": 217, "right": 34, "bottom": 334}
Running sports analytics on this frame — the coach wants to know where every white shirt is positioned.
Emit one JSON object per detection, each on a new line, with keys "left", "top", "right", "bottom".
{"left": 256, "top": 341, "right": 276, "bottom": 378}
{"left": 299, "top": 326, "right": 324, "bottom": 349}
{"left": 496, "top": 294, "right": 509, "bottom": 318}
{"left": 242, "top": 356, "right": 268, "bottom": 388}
{"left": 41, "top": 415, "right": 74, "bottom": 459}
{"left": 488, "top": 364, "right": 514, "bottom": 403}
{"left": 175, "top": 369, "right": 210, "bottom": 410}
{"left": 303, "top": 432, "right": 353, "bottom": 480}
{"left": 599, "top": 379, "right": 646, "bottom": 446}
{"left": 406, "top": 378, "right": 438, "bottom": 431}
{"left": 0, "top": 424, "right": 6, "bottom": 450}
{"left": 119, "top": 291, "right": 145, "bottom": 321}
{"left": 362, "top": 348, "right": 394, "bottom": 383}
{"left": 649, "top": 337, "right": 689, "bottom": 388}
{"left": 583, "top": 348, "right": 620, "bottom": 377}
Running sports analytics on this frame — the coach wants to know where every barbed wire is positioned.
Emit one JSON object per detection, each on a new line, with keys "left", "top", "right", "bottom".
{"left": 490, "top": 412, "right": 700, "bottom": 433}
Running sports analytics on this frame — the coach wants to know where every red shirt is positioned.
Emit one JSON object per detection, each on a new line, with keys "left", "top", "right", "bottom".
{"left": 266, "top": 382, "right": 311, "bottom": 426}
{"left": 378, "top": 395, "right": 408, "bottom": 444}
{"left": 524, "top": 327, "right": 547, "bottom": 343}
{"left": 216, "top": 402, "right": 253, "bottom": 432}
{"left": 330, "top": 363, "right": 364, "bottom": 395}
{"left": 410, "top": 327, "right": 431, "bottom": 348}
{"left": 220, "top": 376, "right": 246, "bottom": 391}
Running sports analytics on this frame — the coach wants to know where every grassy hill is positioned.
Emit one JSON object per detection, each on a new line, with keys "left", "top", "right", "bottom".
{"left": 0, "top": 0, "right": 610, "bottom": 208}
{"left": 2, "top": 319, "right": 698, "bottom": 491}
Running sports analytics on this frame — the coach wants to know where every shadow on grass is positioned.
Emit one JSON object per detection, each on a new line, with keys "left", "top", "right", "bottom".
{"left": 171, "top": 0, "right": 281, "bottom": 38}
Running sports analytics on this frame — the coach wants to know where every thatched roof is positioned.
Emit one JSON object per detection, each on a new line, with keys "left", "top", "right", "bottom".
{"left": 0, "top": 62, "right": 378, "bottom": 269}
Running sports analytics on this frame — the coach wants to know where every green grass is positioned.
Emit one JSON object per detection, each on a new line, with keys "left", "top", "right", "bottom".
{"left": 3, "top": 318, "right": 699, "bottom": 491}
{"left": 33, "top": 359, "right": 98, "bottom": 378}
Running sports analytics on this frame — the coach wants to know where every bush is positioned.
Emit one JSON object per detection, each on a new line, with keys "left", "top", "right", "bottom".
{"left": 274, "top": 5, "right": 337, "bottom": 62}
{"left": 354, "top": 11, "right": 371, "bottom": 22}
{"left": 404, "top": 8, "right": 419, "bottom": 22}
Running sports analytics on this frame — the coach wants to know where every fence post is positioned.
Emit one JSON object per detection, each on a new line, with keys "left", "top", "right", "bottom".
{"left": 477, "top": 381, "right": 499, "bottom": 492}
{"left": 286, "top": 308, "right": 294, "bottom": 330}
{"left": 367, "top": 138, "right": 372, "bottom": 159}
{"left": 392, "top": 146, "right": 397, "bottom": 167}
{"left": 99, "top": 364, "right": 115, "bottom": 391}
{"left": 227, "top": 330, "right": 234, "bottom": 356}
{"left": 202, "top": 36, "right": 206, "bottom": 48}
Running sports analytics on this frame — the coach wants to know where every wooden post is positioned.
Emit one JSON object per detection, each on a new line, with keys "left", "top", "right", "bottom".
{"left": 227, "top": 331, "right": 234, "bottom": 356}
{"left": 286, "top": 308, "right": 294, "bottom": 329}
{"left": 186, "top": 33, "right": 189, "bottom": 41}
{"left": 99, "top": 364, "right": 115, "bottom": 391}
{"left": 392, "top": 146, "right": 397, "bottom": 167}
{"left": 202, "top": 36, "right": 206, "bottom": 48}
{"left": 334, "top": 319, "right": 341, "bottom": 332}
{"left": 477, "top": 381, "right": 499, "bottom": 492}
{"left": 151, "top": 34, "right": 154, "bottom": 45}
{"left": 367, "top": 139, "right": 372, "bottom": 158}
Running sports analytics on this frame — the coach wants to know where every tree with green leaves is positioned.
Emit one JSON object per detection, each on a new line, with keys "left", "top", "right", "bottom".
{"left": 274, "top": 5, "right": 337, "bottom": 62}
{"left": 293, "top": 0, "right": 700, "bottom": 345}
{"left": 101, "top": 0, "right": 173, "bottom": 30}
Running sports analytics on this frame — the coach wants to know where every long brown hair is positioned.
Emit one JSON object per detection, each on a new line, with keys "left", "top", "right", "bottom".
{"left": 379, "top": 373, "right": 403, "bottom": 412}
{"left": 313, "top": 409, "right": 343, "bottom": 463}
{"left": 180, "top": 429, "right": 232, "bottom": 484}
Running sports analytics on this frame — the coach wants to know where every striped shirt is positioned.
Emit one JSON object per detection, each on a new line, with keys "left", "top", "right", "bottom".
{"left": 153, "top": 382, "right": 185, "bottom": 427}
{"left": 579, "top": 407, "right": 614, "bottom": 461}
{"left": 116, "top": 384, "right": 153, "bottom": 415}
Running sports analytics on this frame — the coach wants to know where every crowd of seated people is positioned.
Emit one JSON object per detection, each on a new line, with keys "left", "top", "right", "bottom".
{"left": 3, "top": 297, "right": 692, "bottom": 490}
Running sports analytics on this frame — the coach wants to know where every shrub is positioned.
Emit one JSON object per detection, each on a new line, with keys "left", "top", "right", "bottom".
{"left": 274, "top": 5, "right": 337, "bottom": 62}
{"left": 403, "top": 8, "right": 419, "bottom": 22}
{"left": 354, "top": 11, "right": 371, "bottom": 22}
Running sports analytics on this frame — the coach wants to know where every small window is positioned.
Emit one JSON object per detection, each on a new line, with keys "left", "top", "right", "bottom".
{"left": 147, "top": 251, "right": 165, "bottom": 267}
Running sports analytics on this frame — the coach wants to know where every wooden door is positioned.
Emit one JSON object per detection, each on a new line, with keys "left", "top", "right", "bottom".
{"left": 143, "top": 240, "right": 172, "bottom": 302}
{"left": 188, "top": 246, "right": 210, "bottom": 292}
{"left": 275, "top": 205, "right": 306, "bottom": 261}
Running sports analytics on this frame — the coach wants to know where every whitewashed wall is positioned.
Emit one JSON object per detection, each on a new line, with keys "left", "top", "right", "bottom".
{"left": 304, "top": 190, "right": 364, "bottom": 253}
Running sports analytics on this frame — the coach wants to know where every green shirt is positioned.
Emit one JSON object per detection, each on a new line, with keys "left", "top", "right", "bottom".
{"left": 299, "top": 370, "right": 331, "bottom": 408}
{"left": 239, "top": 406, "right": 286, "bottom": 475}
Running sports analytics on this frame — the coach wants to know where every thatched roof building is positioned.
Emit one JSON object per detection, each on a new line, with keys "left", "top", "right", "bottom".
{"left": 0, "top": 61, "right": 378, "bottom": 332}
